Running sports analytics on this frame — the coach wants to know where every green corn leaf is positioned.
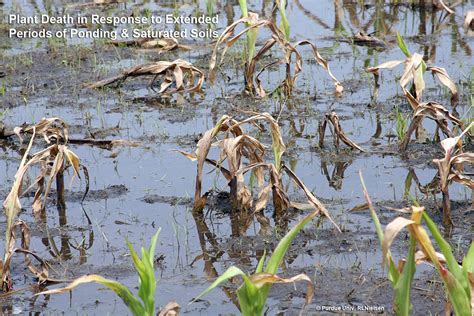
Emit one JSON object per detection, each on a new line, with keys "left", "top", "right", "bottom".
{"left": 403, "top": 171, "right": 413, "bottom": 197}
{"left": 192, "top": 266, "right": 246, "bottom": 302}
{"left": 463, "top": 243, "right": 474, "bottom": 274}
{"left": 423, "top": 213, "right": 471, "bottom": 315}
{"left": 396, "top": 32, "right": 411, "bottom": 57}
{"left": 259, "top": 209, "right": 319, "bottom": 304}
{"left": 256, "top": 251, "right": 266, "bottom": 274}
{"left": 277, "top": 0, "right": 290, "bottom": 40}
{"left": 237, "top": 274, "right": 265, "bottom": 316}
{"left": 37, "top": 275, "right": 146, "bottom": 316}
{"left": 95, "top": 277, "right": 147, "bottom": 316}
{"left": 265, "top": 212, "right": 316, "bottom": 274}
{"left": 394, "top": 236, "right": 416, "bottom": 316}
{"left": 423, "top": 213, "right": 469, "bottom": 297}
{"left": 360, "top": 172, "right": 400, "bottom": 285}
{"left": 439, "top": 268, "right": 472, "bottom": 316}
{"left": 239, "top": 0, "right": 257, "bottom": 62}
{"left": 127, "top": 229, "right": 160, "bottom": 316}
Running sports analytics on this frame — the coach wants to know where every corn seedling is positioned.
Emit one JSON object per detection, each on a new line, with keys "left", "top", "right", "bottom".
{"left": 37, "top": 229, "right": 179, "bottom": 316}
{"left": 208, "top": 10, "right": 342, "bottom": 97}
{"left": 192, "top": 207, "right": 323, "bottom": 316}
{"left": 2, "top": 118, "right": 88, "bottom": 291}
{"left": 394, "top": 107, "right": 408, "bottom": 141}
{"left": 361, "top": 174, "right": 473, "bottom": 316}
{"left": 367, "top": 33, "right": 458, "bottom": 109}
{"left": 318, "top": 112, "right": 366, "bottom": 152}
{"left": 178, "top": 113, "right": 340, "bottom": 229}
{"left": 87, "top": 59, "right": 204, "bottom": 95}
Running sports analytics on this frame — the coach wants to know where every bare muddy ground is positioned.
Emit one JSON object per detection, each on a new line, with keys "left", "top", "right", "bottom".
{"left": 0, "top": 0, "right": 473, "bottom": 315}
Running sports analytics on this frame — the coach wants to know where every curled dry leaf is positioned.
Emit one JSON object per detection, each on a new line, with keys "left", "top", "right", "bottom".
{"left": 427, "top": 66, "right": 458, "bottom": 104}
{"left": 158, "top": 301, "right": 180, "bottom": 316}
{"left": 319, "top": 112, "right": 366, "bottom": 152}
{"left": 382, "top": 217, "right": 415, "bottom": 267}
{"left": 353, "top": 31, "right": 386, "bottom": 48}
{"left": 282, "top": 165, "right": 340, "bottom": 232}
{"left": 86, "top": 59, "right": 204, "bottom": 95}
{"left": 400, "top": 101, "right": 463, "bottom": 150}
{"left": 176, "top": 115, "right": 241, "bottom": 211}
{"left": 1, "top": 220, "right": 60, "bottom": 291}
{"left": 208, "top": 12, "right": 342, "bottom": 97}
{"left": 367, "top": 53, "right": 459, "bottom": 108}
{"left": 435, "top": 0, "right": 454, "bottom": 14}
{"left": 250, "top": 272, "right": 314, "bottom": 313}
{"left": 464, "top": 11, "right": 474, "bottom": 30}
{"left": 414, "top": 250, "right": 447, "bottom": 266}
{"left": 111, "top": 37, "right": 189, "bottom": 52}
{"left": 14, "top": 117, "right": 69, "bottom": 144}
{"left": 431, "top": 123, "right": 474, "bottom": 223}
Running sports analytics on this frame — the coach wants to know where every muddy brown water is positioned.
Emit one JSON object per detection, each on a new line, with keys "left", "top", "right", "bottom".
{"left": 0, "top": 0, "right": 473, "bottom": 315}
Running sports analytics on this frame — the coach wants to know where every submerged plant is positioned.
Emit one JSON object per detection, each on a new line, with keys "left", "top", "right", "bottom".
{"left": 361, "top": 174, "right": 473, "bottom": 316}
{"left": 192, "top": 207, "right": 322, "bottom": 315}
{"left": 37, "top": 229, "right": 179, "bottom": 316}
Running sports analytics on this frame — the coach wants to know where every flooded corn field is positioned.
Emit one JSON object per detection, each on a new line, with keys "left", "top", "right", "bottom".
{"left": 0, "top": 0, "right": 473, "bottom": 315}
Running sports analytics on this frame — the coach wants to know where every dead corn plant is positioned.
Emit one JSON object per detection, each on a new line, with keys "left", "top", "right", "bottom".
{"left": 86, "top": 59, "right": 204, "bottom": 95}
{"left": 2, "top": 118, "right": 88, "bottom": 291}
{"left": 0, "top": 220, "right": 63, "bottom": 291}
{"left": 208, "top": 12, "right": 342, "bottom": 97}
{"left": 400, "top": 101, "right": 464, "bottom": 150}
{"left": 178, "top": 113, "right": 340, "bottom": 230}
{"left": 432, "top": 123, "right": 473, "bottom": 226}
{"left": 367, "top": 49, "right": 458, "bottom": 108}
{"left": 111, "top": 37, "right": 189, "bottom": 52}
{"left": 318, "top": 112, "right": 366, "bottom": 152}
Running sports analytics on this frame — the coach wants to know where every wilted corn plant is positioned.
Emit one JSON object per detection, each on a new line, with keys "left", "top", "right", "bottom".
{"left": 36, "top": 229, "right": 180, "bottom": 316}
{"left": 208, "top": 7, "right": 342, "bottom": 97}
{"left": 87, "top": 59, "right": 204, "bottom": 95}
{"left": 2, "top": 117, "right": 88, "bottom": 291}
{"left": 367, "top": 33, "right": 458, "bottom": 108}
{"left": 360, "top": 174, "right": 473, "bottom": 316}
{"left": 192, "top": 206, "right": 323, "bottom": 315}
{"left": 399, "top": 101, "right": 464, "bottom": 150}
{"left": 178, "top": 113, "right": 339, "bottom": 230}
{"left": 318, "top": 111, "right": 366, "bottom": 152}
{"left": 1, "top": 219, "right": 57, "bottom": 291}
{"left": 432, "top": 123, "right": 473, "bottom": 226}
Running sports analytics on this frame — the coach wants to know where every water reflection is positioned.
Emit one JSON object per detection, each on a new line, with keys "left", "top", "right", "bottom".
{"left": 320, "top": 159, "right": 351, "bottom": 191}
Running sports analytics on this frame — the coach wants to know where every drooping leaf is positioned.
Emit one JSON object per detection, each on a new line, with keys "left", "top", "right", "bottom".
{"left": 37, "top": 275, "right": 146, "bottom": 316}
{"left": 192, "top": 266, "right": 246, "bottom": 302}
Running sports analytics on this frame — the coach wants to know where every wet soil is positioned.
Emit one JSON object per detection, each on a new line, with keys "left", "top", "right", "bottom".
{"left": 0, "top": 0, "right": 473, "bottom": 315}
